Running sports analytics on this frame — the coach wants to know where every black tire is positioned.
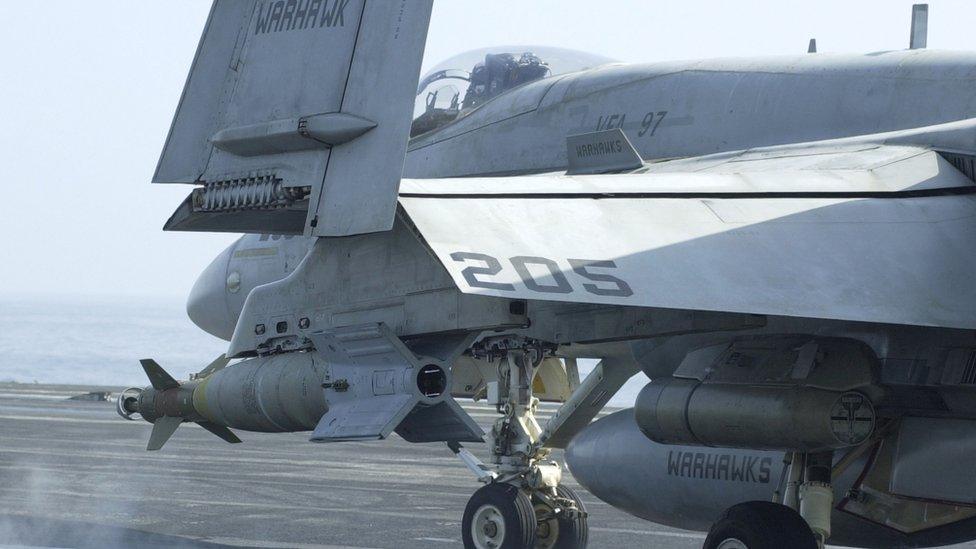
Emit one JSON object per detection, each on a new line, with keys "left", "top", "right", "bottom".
{"left": 545, "top": 485, "right": 587, "bottom": 549}
{"left": 703, "top": 501, "right": 818, "bottom": 549}
{"left": 462, "top": 483, "right": 537, "bottom": 549}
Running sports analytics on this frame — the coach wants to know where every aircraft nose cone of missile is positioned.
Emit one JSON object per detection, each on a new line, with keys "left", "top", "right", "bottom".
{"left": 187, "top": 245, "right": 235, "bottom": 340}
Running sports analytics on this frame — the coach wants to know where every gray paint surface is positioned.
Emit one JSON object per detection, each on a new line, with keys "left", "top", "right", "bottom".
{"left": 404, "top": 50, "right": 976, "bottom": 178}
{"left": 892, "top": 417, "right": 976, "bottom": 505}
{"left": 400, "top": 181, "right": 976, "bottom": 330}
{"left": 155, "top": 0, "right": 433, "bottom": 237}
{"left": 142, "top": 4, "right": 976, "bottom": 546}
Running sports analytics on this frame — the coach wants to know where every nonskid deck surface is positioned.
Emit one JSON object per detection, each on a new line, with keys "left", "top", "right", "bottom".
{"left": 3, "top": 384, "right": 974, "bottom": 549}
{"left": 0, "top": 383, "right": 704, "bottom": 549}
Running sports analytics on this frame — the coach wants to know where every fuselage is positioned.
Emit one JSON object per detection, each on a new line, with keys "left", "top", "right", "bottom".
{"left": 405, "top": 49, "right": 976, "bottom": 177}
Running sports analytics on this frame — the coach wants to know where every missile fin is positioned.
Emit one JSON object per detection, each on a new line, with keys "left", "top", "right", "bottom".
{"left": 196, "top": 354, "right": 230, "bottom": 379}
{"left": 139, "top": 359, "right": 179, "bottom": 391}
{"left": 197, "top": 421, "right": 242, "bottom": 444}
{"left": 147, "top": 416, "right": 182, "bottom": 451}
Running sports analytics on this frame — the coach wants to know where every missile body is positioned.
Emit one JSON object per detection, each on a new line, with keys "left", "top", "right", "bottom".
{"left": 119, "top": 353, "right": 329, "bottom": 449}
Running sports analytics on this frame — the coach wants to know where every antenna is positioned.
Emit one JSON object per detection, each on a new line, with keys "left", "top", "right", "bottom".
{"left": 910, "top": 4, "right": 928, "bottom": 49}
{"left": 808, "top": 38, "right": 817, "bottom": 53}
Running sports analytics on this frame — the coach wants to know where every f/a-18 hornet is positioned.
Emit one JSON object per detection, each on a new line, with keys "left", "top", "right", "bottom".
{"left": 116, "top": 2, "right": 976, "bottom": 547}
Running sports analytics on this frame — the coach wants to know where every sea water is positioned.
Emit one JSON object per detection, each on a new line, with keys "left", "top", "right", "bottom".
{"left": 0, "top": 294, "right": 228, "bottom": 387}
{"left": 0, "top": 294, "right": 645, "bottom": 406}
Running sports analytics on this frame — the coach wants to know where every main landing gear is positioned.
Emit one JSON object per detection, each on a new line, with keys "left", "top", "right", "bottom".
{"left": 704, "top": 501, "right": 817, "bottom": 549}
{"left": 461, "top": 483, "right": 587, "bottom": 549}
{"left": 705, "top": 451, "right": 834, "bottom": 549}
{"left": 456, "top": 337, "right": 589, "bottom": 549}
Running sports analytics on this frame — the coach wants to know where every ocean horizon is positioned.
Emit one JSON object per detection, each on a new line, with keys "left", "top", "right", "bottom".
{"left": 0, "top": 294, "right": 646, "bottom": 407}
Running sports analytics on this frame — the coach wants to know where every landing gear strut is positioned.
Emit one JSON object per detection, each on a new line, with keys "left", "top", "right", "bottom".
{"left": 774, "top": 451, "right": 834, "bottom": 548}
{"left": 459, "top": 337, "right": 589, "bottom": 549}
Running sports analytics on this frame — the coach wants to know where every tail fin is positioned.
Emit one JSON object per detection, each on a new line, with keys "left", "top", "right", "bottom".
{"left": 139, "top": 359, "right": 179, "bottom": 391}
{"left": 135, "top": 357, "right": 244, "bottom": 450}
{"left": 197, "top": 421, "right": 243, "bottom": 444}
{"left": 147, "top": 416, "right": 182, "bottom": 451}
{"left": 155, "top": 0, "right": 433, "bottom": 237}
{"left": 193, "top": 354, "right": 230, "bottom": 379}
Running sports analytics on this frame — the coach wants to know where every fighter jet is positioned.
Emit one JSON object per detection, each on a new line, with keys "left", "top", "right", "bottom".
{"left": 117, "top": 2, "right": 976, "bottom": 547}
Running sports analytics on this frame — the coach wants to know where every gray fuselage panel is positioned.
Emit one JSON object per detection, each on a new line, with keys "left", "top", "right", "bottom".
{"left": 404, "top": 50, "right": 976, "bottom": 178}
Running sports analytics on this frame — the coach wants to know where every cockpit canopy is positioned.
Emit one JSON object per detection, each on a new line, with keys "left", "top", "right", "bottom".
{"left": 411, "top": 46, "right": 616, "bottom": 137}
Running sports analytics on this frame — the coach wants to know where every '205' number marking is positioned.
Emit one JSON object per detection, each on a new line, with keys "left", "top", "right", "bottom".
{"left": 450, "top": 252, "right": 633, "bottom": 297}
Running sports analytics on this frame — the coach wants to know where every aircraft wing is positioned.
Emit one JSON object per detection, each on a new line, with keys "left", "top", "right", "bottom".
{"left": 156, "top": 0, "right": 432, "bottom": 237}
{"left": 399, "top": 140, "right": 976, "bottom": 330}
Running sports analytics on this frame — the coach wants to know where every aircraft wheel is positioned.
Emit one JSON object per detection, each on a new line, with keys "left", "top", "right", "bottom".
{"left": 534, "top": 485, "right": 588, "bottom": 549}
{"left": 462, "top": 483, "right": 536, "bottom": 549}
{"left": 703, "top": 501, "right": 818, "bottom": 549}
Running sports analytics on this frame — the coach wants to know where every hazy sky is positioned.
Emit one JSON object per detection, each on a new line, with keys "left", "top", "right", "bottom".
{"left": 2, "top": 0, "right": 975, "bottom": 299}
